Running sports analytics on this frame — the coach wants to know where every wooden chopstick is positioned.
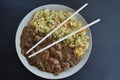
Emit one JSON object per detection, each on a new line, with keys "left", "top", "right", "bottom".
{"left": 26, "top": 3, "right": 88, "bottom": 54}
{"left": 28, "top": 19, "right": 101, "bottom": 58}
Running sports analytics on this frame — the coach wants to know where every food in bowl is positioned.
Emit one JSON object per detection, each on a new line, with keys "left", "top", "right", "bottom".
{"left": 20, "top": 9, "right": 89, "bottom": 75}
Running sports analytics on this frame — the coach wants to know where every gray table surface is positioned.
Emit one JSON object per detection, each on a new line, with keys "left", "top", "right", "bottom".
{"left": 0, "top": 0, "right": 120, "bottom": 80}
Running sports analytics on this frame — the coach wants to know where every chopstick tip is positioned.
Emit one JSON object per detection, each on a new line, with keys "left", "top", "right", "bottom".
{"left": 28, "top": 55, "right": 32, "bottom": 58}
{"left": 26, "top": 51, "right": 29, "bottom": 54}
{"left": 85, "top": 3, "right": 88, "bottom": 5}
{"left": 98, "top": 18, "right": 101, "bottom": 21}
{"left": 97, "top": 19, "right": 101, "bottom": 22}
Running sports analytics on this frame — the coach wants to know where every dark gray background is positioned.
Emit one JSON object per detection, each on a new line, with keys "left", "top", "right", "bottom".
{"left": 0, "top": 0, "right": 120, "bottom": 80}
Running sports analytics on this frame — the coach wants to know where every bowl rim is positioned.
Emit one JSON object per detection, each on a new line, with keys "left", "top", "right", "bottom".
{"left": 15, "top": 4, "right": 92, "bottom": 79}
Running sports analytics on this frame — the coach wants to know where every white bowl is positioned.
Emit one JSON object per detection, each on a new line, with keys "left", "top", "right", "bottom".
{"left": 15, "top": 4, "right": 92, "bottom": 79}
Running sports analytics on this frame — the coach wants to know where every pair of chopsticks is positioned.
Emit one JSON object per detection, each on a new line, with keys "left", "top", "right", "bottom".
{"left": 26, "top": 3, "right": 100, "bottom": 58}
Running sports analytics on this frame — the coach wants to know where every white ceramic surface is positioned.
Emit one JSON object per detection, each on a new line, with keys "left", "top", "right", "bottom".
{"left": 15, "top": 4, "right": 92, "bottom": 79}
